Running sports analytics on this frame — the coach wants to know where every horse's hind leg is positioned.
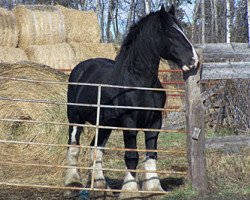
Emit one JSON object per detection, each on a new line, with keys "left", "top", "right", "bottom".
{"left": 89, "top": 128, "right": 111, "bottom": 189}
{"left": 65, "top": 125, "right": 83, "bottom": 188}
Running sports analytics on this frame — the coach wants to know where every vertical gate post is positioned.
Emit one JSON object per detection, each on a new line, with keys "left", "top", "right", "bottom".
{"left": 184, "top": 49, "right": 207, "bottom": 193}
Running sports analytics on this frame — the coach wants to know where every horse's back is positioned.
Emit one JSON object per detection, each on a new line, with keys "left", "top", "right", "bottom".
{"left": 67, "top": 58, "right": 116, "bottom": 124}
{"left": 69, "top": 58, "right": 115, "bottom": 83}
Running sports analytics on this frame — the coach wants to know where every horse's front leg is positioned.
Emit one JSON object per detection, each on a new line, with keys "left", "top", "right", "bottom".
{"left": 65, "top": 125, "right": 83, "bottom": 190}
{"left": 120, "top": 130, "right": 140, "bottom": 193}
{"left": 142, "top": 124, "right": 164, "bottom": 191}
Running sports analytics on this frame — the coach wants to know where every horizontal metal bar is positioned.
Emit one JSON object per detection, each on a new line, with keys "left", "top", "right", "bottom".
{"left": 159, "top": 69, "right": 182, "bottom": 73}
{"left": 161, "top": 81, "right": 185, "bottom": 85}
{"left": 0, "top": 161, "right": 187, "bottom": 175}
{"left": 0, "top": 96, "right": 183, "bottom": 112}
{"left": 0, "top": 182, "right": 171, "bottom": 194}
{"left": 0, "top": 139, "right": 185, "bottom": 154}
{"left": 59, "top": 68, "right": 183, "bottom": 73}
{"left": 0, "top": 118, "right": 187, "bottom": 133}
{"left": 0, "top": 76, "right": 185, "bottom": 93}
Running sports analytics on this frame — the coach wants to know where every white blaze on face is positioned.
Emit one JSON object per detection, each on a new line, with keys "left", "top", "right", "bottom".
{"left": 173, "top": 23, "right": 199, "bottom": 71}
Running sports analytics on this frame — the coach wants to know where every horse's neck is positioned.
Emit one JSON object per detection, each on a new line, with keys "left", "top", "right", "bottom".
{"left": 114, "top": 40, "right": 160, "bottom": 87}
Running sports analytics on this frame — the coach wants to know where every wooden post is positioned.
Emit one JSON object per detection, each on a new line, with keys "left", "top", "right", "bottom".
{"left": 184, "top": 49, "right": 207, "bottom": 193}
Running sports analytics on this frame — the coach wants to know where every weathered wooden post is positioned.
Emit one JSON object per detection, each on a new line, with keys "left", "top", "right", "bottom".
{"left": 184, "top": 49, "right": 207, "bottom": 193}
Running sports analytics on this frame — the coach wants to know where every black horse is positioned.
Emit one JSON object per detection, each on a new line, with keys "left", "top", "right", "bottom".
{"left": 65, "top": 5, "right": 198, "bottom": 197}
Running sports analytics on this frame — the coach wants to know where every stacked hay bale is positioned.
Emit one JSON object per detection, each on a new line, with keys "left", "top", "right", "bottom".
{"left": 0, "top": 8, "right": 28, "bottom": 63}
{"left": 14, "top": 5, "right": 77, "bottom": 69}
{"left": 56, "top": 5, "right": 117, "bottom": 64}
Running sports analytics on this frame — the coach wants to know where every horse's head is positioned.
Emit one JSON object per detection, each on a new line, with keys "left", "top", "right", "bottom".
{"left": 155, "top": 5, "right": 199, "bottom": 71}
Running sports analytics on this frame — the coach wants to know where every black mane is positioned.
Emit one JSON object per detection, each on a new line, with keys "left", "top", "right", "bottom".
{"left": 116, "top": 11, "right": 160, "bottom": 61}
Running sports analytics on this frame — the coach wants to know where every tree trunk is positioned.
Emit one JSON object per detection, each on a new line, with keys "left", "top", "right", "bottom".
{"left": 192, "top": 0, "right": 200, "bottom": 43}
{"left": 214, "top": 0, "right": 218, "bottom": 42}
{"left": 247, "top": 0, "right": 250, "bottom": 46}
{"left": 126, "top": 0, "right": 135, "bottom": 33}
{"left": 106, "top": 0, "right": 114, "bottom": 42}
{"left": 201, "top": 0, "right": 206, "bottom": 44}
{"left": 226, "top": 0, "right": 231, "bottom": 43}
{"left": 145, "top": 0, "right": 151, "bottom": 14}
{"left": 210, "top": 0, "right": 215, "bottom": 42}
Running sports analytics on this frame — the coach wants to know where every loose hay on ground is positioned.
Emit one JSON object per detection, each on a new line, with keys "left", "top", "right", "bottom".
{"left": 0, "top": 47, "right": 28, "bottom": 63}
{"left": 56, "top": 5, "right": 101, "bottom": 43}
{"left": 70, "top": 42, "right": 117, "bottom": 63}
{"left": 14, "top": 5, "right": 66, "bottom": 49}
{"left": 0, "top": 8, "right": 18, "bottom": 47}
{"left": 25, "top": 43, "right": 77, "bottom": 70}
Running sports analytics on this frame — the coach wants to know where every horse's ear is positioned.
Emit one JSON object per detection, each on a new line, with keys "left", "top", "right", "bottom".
{"left": 169, "top": 4, "right": 175, "bottom": 16}
{"left": 160, "top": 5, "right": 165, "bottom": 12}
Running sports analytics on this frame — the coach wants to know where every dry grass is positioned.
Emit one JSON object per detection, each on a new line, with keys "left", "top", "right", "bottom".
{"left": 25, "top": 43, "right": 77, "bottom": 70}
{"left": 206, "top": 148, "right": 250, "bottom": 191}
{"left": 14, "top": 5, "right": 66, "bottom": 49}
{"left": 0, "top": 47, "right": 28, "bottom": 63}
{"left": 56, "top": 5, "right": 101, "bottom": 43}
{"left": 69, "top": 42, "right": 117, "bottom": 63}
{"left": 0, "top": 8, "right": 18, "bottom": 47}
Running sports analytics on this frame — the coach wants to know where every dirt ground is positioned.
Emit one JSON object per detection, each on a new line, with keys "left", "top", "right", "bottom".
{"left": 0, "top": 177, "right": 184, "bottom": 200}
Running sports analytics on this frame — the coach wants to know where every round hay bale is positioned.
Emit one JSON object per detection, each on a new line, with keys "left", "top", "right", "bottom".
{"left": 70, "top": 42, "right": 117, "bottom": 63}
{"left": 56, "top": 5, "right": 101, "bottom": 43}
{"left": 25, "top": 43, "right": 77, "bottom": 70}
{"left": 0, "top": 47, "right": 28, "bottom": 63}
{"left": 14, "top": 5, "right": 66, "bottom": 49}
{"left": 0, "top": 62, "right": 68, "bottom": 184}
{"left": 0, "top": 8, "right": 18, "bottom": 47}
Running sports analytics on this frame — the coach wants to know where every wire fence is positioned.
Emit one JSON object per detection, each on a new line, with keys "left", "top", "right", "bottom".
{"left": 0, "top": 70, "right": 187, "bottom": 196}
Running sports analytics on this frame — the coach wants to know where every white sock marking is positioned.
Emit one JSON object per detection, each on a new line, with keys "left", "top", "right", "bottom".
{"left": 65, "top": 126, "right": 81, "bottom": 185}
{"left": 142, "top": 158, "right": 163, "bottom": 191}
{"left": 71, "top": 126, "right": 77, "bottom": 143}
{"left": 91, "top": 149, "right": 106, "bottom": 187}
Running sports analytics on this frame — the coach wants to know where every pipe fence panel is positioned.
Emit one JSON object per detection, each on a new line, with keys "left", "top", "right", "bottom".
{"left": 0, "top": 71, "right": 187, "bottom": 196}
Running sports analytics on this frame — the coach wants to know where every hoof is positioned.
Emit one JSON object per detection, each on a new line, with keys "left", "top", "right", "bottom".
{"left": 119, "top": 181, "right": 142, "bottom": 200}
{"left": 119, "top": 192, "right": 142, "bottom": 200}
{"left": 142, "top": 181, "right": 165, "bottom": 192}
{"left": 64, "top": 182, "right": 84, "bottom": 198}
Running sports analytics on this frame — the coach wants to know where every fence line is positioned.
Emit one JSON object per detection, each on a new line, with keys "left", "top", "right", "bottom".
{"left": 0, "top": 118, "right": 187, "bottom": 133}
{"left": 0, "top": 182, "right": 170, "bottom": 195}
{"left": 0, "top": 76, "right": 185, "bottom": 93}
{"left": 0, "top": 139, "right": 185, "bottom": 154}
{"left": 0, "top": 70, "right": 187, "bottom": 195}
{"left": 0, "top": 161, "right": 187, "bottom": 175}
{"left": 0, "top": 96, "right": 183, "bottom": 112}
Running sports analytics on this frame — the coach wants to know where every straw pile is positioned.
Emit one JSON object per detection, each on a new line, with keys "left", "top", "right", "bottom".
{"left": 0, "top": 8, "right": 18, "bottom": 47}
{"left": 0, "top": 62, "right": 68, "bottom": 184}
{"left": 14, "top": 5, "right": 66, "bottom": 49}
{"left": 70, "top": 42, "right": 117, "bottom": 63}
{"left": 25, "top": 43, "right": 77, "bottom": 70}
{"left": 56, "top": 5, "right": 101, "bottom": 43}
{"left": 0, "top": 47, "right": 28, "bottom": 63}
